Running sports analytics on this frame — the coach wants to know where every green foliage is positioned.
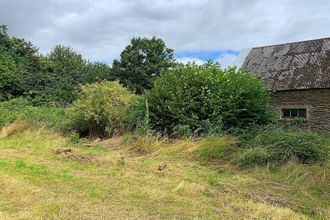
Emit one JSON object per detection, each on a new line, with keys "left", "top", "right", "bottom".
{"left": 240, "top": 128, "right": 328, "bottom": 166}
{"left": 21, "top": 105, "right": 67, "bottom": 131}
{"left": 129, "top": 96, "right": 153, "bottom": 135}
{"left": 238, "top": 148, "right": 271, "bottom": 168}
{"left": 112, "top": 36, "right": 175, "bottom": 94}
{"left": 83, "top": 62, "right": 114, "bottom": 84}
{"left": 44, "top": 45, "right": 87, "bottom": 104}
{"left": 0, "top": 48, "right": 22, "bottom": 100}
{"left": 0, "top": 25, "right": 41, "bottom": 101}
{"left": 225, "top": 125, "right": 267, "bottom": 144}
{"left": 174, "top": 125, "right": 193, "bottom": 139}
{"left": 197, "top": 136, "right": 236, "bottom": 160}
{"left": 0, "top": 98, "right": 30, "bottom": 126}
{"left": 0, "top": 25, "right": 115, "bottom": 106}
{"left": 44, "top": 46, "right": 114, "bottom": 105}
{"left": 0, "top": 98, "right": 67, "bottom": 131}
{"left": 146, "top": 62, "right": 274, "bottom": 136}
{"left": 66, "top": 81, "right": 135, "bottom": 137}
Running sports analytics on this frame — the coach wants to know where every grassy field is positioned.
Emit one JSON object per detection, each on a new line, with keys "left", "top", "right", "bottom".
{"left": 0, "top": 128, "right": 329, "bottom": 219}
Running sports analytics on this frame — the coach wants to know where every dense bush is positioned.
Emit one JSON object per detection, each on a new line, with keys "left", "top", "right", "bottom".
{"left": 146, "top": 62, "right": 274, "bottom": 136}
{"left": 66, "top": 81, "right": 135, "bottom": 137}
{"left": 0, "top": 98, "right": 66, "bottom": 131}
{"left": 239, "top": 128, "right": 328, "bottom": 167}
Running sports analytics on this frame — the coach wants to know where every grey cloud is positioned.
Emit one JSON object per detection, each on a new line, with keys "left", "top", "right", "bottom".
{"left": 0, "top": 0, "right": 329, "bottom": 63}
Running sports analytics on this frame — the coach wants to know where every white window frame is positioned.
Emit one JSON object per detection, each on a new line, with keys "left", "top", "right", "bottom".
{"left": 277, "top": 105, "right": 310, "bottom": 120}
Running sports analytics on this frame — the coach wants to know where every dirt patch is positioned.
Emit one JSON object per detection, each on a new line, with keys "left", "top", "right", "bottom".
{"left": 53, "top": 148, "right": 102, "bottom": 166}
{"left": 82, "top": 138, "right": 101, "bottom": 148}
{"left": 158, "top": 164, "right": 167, "bottom": 171}
{"left": 66, "top": 153, "right": 117, "bottom": 167}
{"left": 99, "top": 136, "right": 125, "bottom": 150}
{"left": 64, "top": 154, "right": 95, "bottom": 163}
{"left": 215, "top": 182, "right": 292, "bottom": 208}
{"left": 53, "top": 149, "right": 72, "bottom": 154}
{"left": 243, "top": 190, "right": 293, "bottom": 208}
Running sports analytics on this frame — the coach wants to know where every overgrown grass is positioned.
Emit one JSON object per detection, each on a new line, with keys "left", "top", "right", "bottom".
{"left": 238, "top": 127, "right": 329, "bottom": 168}
{"left": 0, "top": 128, "right": 328, "bottom": 219}
{"left": 196, "top": 136, "right": 237, "bottom": 160}
{"left": 0, "top": 98, "right": 67, "bottom": 132}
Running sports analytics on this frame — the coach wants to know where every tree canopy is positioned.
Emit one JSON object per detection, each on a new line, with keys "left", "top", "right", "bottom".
{"left": 0, "top": 25, "right": 114, "bottom": 105}
{"left": 0, "top": 25, "right": 43, "bottom": 101}
{"left": 112, "top": 37, "right": 175, "bottom": 94}
{"left": 1, "top": 25, "right": 178, "bottom": 104}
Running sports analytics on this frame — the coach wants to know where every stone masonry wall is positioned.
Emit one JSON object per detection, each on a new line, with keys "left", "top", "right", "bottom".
{"left": 271, "top": 89, "right": 330, "bottom": 131}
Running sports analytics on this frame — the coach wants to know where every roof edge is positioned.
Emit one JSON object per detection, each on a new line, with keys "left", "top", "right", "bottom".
{"left": 272, "top": 87, "right": 330, "bottom": 92}
{"left": 251, "top": 37, "right": 330, "bottom": 50}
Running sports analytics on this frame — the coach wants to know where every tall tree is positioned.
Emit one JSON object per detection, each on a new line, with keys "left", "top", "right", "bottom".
{"left": 46, "top": 45, "right": 87, "bottom": 104}
{"left": 0, "top": 24, "right": 114, "bottom": 105}
{"left": 0, "top": 25, "right": 43, "bottom": 101}
{"left": 83, "top": 62, "right": 114, "bottom": 84}
{"left": 112, "top": 37, "right": 175, "bottom": 94}
{"left": 46, "top": 45, "right": 114, "bottom": 105}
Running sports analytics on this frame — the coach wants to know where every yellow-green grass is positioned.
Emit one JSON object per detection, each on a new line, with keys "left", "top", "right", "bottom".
{"left": 0, "top": 128, "right": 329, "bottom": 219}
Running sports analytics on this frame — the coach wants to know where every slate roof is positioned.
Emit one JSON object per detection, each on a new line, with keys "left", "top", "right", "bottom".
{"left": 241, "top": 38, "right": 330, "bottom": 91}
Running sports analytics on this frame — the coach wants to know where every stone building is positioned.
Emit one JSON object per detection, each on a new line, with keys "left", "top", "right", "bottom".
{"left": 241, "top": 38, "right": 330, "bottom": 131}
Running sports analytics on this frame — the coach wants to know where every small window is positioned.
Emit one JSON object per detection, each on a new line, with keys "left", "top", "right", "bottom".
{"left": 283, "top": 109, "right": 290, "bottom": 117}
{"left": 281, "top": 108, "right": 307, "bottom": 119}
{"left": 291, "top": 109, "right": 298, "bottom": 117}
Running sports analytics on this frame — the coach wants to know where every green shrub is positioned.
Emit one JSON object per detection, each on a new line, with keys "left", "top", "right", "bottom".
{"left": 0, "top": 98, "right": 66, "bottom": 131}
{"left": 0, "top": 98, "right": 30, "bottom": 126}
{"left": 197, "top": 136, "right": 237, "bottom": 160}
{"left": 243, "top": 128, "right": 328, "bottom": 165}
{"left": 23, "top": 106, "right": 66, "bottom": 131}
{"left": 146, "top": 62, "right": 274, "bottom": 136}
{"left": 225, "top": 125, "right": 265, "bottom": 144}
{"left": 129, "top": 96, "right": 151, "bottom": 135}
{"left": 66, "top": 81, "right": 135, "bottom": 137}
{"left": 173, "top": 124, "right": 193, "bottom": 139}
{"left": 238, "top": 148, "right": 271, "bottom": 168}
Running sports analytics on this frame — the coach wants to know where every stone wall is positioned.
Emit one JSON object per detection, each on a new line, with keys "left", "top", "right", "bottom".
{"left": 271, "top": 89, "right": 330, "bottom": 131}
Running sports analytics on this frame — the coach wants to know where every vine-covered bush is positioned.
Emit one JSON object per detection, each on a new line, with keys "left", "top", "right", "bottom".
{"left": 66, "top": 81, "right": 135, "bottom": 137}
{"left": 146, "top": 62, "right": 274, "bottom": 136}
{"left": 240, "top": 128, "right": 328, "bottom": 166}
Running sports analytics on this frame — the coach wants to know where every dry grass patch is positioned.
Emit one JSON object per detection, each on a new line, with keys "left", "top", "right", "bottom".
{"left": 0, "top": 121, "right": 27, "bottom": 139}
{"left": 128, "top": 135, "right": 167, "bottom": 155}
{"left": 0, "top": 130, "right": 328, "bottom": 219}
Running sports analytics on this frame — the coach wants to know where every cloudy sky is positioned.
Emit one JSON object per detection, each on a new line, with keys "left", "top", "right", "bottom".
{"left": 1, "top": 0, "right": 329, "bottom": 67}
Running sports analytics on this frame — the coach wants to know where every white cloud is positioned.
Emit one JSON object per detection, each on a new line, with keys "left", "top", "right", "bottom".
{"left": 176, "top": 57, "right": 206, "bottom": 65}
{"left": 0, "top": 0, "right": 329, "bottom": 63}
{"left": 217, "top": 54, "right": 238, "bottom": 68}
